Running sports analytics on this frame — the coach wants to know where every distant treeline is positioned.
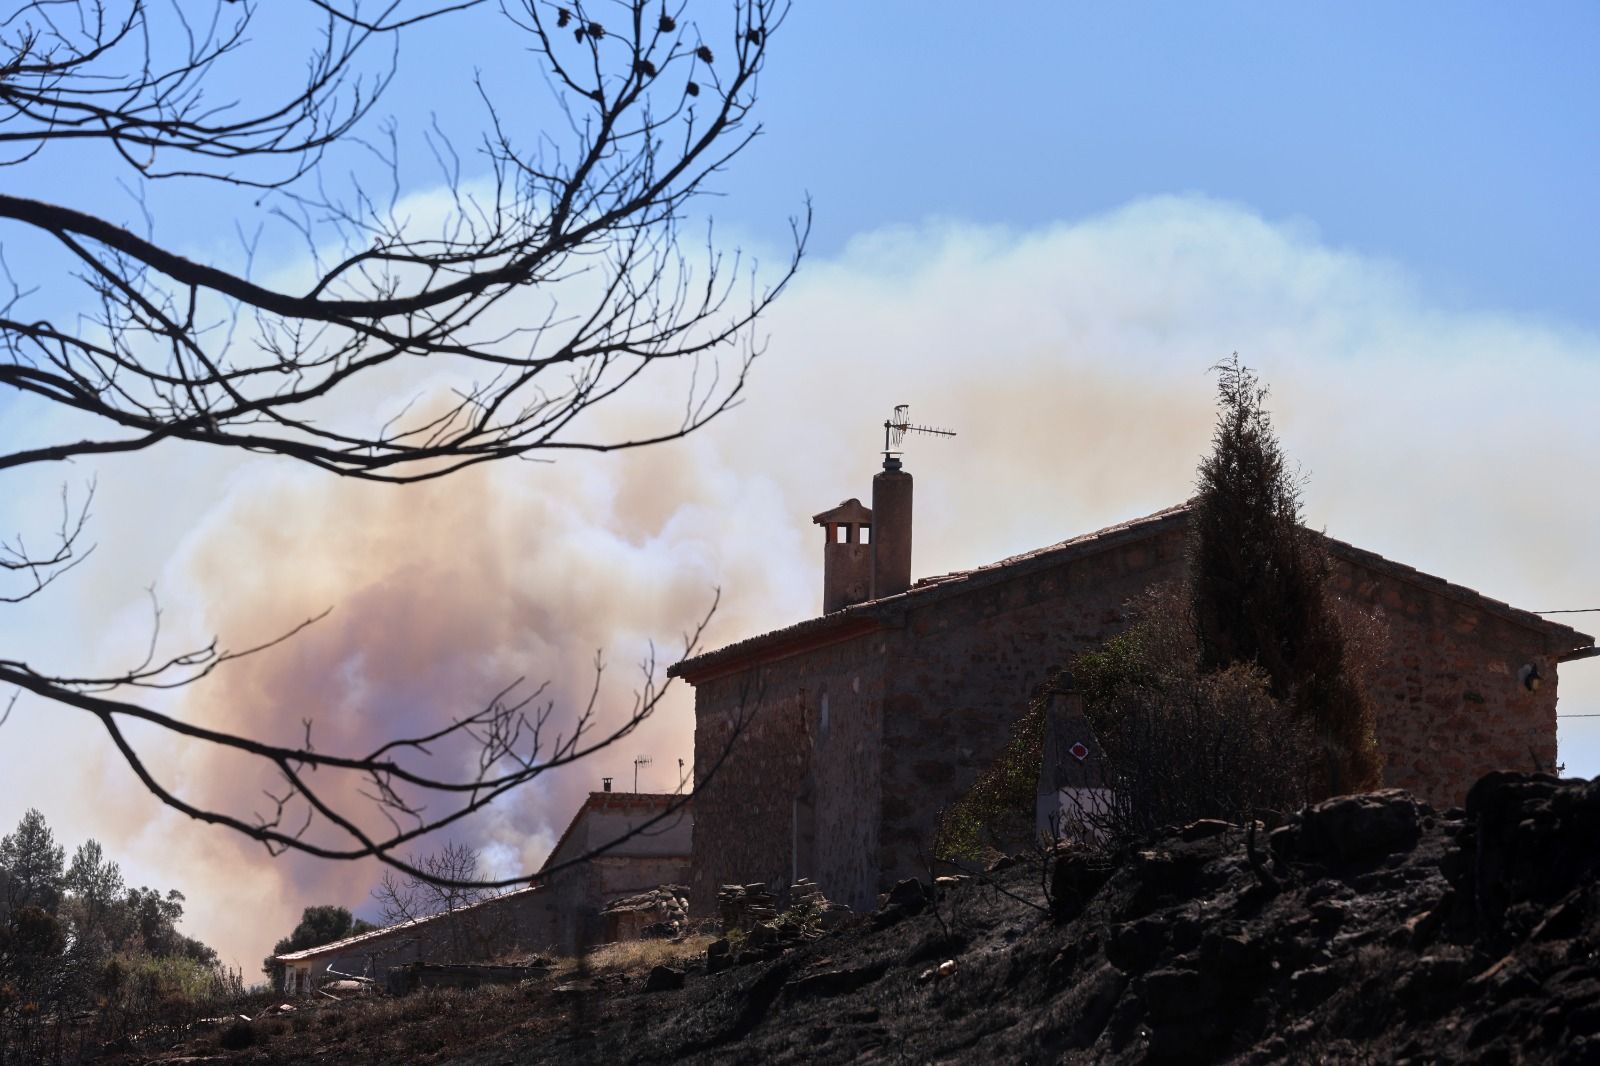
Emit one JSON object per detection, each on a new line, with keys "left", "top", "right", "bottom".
{"left": 0, "top": 807, "right": 241, "bottom": 1063}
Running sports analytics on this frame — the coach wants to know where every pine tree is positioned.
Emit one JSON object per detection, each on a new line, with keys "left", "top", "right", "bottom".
{"left": 262, "top": 905, "right": 378, "bottom": 985}
{"left": 0, "top": 809, "right": 66, "bottom": 915}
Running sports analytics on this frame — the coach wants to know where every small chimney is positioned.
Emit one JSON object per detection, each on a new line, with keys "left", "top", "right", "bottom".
{"left": 871, "top": 457, "right": 913, "bottom": 599}
{"left": 602, "top": 777, "right": 613, "bottom": 793}
{"left": 812, "top": 498, "right": 873, "bottom": 613}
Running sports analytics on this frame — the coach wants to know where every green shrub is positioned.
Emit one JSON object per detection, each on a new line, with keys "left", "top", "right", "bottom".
{"left": 934, "top": 688, "right": 1052, "bottom": 862}
{"left": 1076, "top": 585, "right": 1315, "bottom": 843}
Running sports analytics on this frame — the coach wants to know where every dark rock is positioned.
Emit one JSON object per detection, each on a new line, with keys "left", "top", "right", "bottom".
{"left": 1168, "top": 914, "right": 1202, "bottom": 955}
{"left": 1200, "top": 929, "right": 1267, "bottom": 977}
{"left": 1051, "top": 852, "right": 1113, "bottom": 923}
{"left": 1570, "top": 1002, "right": 1600, "bottom": 1038}
{"left": 1306, "top": 879, "right": 1354, "bottom": 904}
{"left": 1147, "top": 1018, "right": 1221, "bottom": 1062}
{"left": 1289, "top": 964, "right": 1342, "bottom": 1005}
{"left": 1311, "top": 899, "right": 1349, "bottom": 929}
{"left": 1142, "top": 967, "right": 1215, "bottom": 1022}
{"left": 1398, "top": 953, "right": 1471, "bottom": 1010}
{"left": 870, "top": 903, "right": 909, "bottom": 930}
{"left": 644, "top": 965, "right": 685, "bottom": 992}
{"left": 1058, "top": 963, "right": 1126, "bottom": 1048}
{"left": 1107, "top": 917, "right": 1169, "bottom": 974}
{"left": 1103, "top": 992, "right": 1146, "bottom": 1051}
{"left": 1268, "top": 822, "right": 1300, "bottom": 858}
{"left": 785, "top": 962, "right": 887, "bottom": 1000}
{"left": 886, "top": 878, "right": 928, "bottom": 910}
{"left": 218, "top": 1021, "right": 256, "bottom": 1051}
{"left": 1297, "top": 790, "right": 1422, "bottom": 867}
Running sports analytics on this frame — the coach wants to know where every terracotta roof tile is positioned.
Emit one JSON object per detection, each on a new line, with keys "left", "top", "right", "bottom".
{"left": 669, "top": 503, "right": 1593, "bottom": 681}
{"left": 274, "top": 884, "right": 542, "bottom": 963}
{"left": 538, "top": 792, "right": 689, "bottom": 874}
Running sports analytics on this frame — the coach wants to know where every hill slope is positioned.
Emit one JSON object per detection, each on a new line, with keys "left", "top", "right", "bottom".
{"left": 132, "top": 771, "right": 1600, "bottom": 1065}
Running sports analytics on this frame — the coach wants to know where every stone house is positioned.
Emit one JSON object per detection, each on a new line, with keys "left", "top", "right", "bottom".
{"left": 533, "top": 790, "right": 693, "bottom": 955}
{"left": 274, "top": 790, "right": 692, "bottom": 992}
{"left": 274, "top": 885, "right": 549, "bottom": 994}
{"left": 669, "top": 459, "right": 1595, "bottom": 917}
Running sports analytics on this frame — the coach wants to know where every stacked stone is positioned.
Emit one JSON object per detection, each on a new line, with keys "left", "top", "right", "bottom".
{"left": 707, "top": 881, "right": 858, "bottom": 972}
{"left": 601, "top": 884, "right": 694, "bottom": 940}
{"left": 789, "top": 878, "right": 823, "bottom": 908}
{"left": 717, "top": 883, "right": 778, "bottom": 931}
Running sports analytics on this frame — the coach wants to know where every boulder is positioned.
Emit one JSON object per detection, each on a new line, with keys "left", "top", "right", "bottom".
{"left": 1295, "top": 789, "right": 1422, "bottom": 866}
{"left": 644, "top": 965, "right": 685, "bottom": 992}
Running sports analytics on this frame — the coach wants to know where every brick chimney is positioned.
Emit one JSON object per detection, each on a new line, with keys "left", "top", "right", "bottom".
{"left": 871, "top": 457, "right": 913, "bottom": 599}
{"left": 812, "top": 498, "right": 873, "bottom": 613}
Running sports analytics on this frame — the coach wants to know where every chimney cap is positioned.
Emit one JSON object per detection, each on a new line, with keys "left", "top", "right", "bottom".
{"left": 812, "top": 498, "right": 873, "bottom": 526}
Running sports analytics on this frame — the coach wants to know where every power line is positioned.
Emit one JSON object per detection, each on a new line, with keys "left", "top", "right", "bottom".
{"left": 1538, "top": 608, "right": 1600, "bottom": 614}
{"left": 1558, "top": 713, "right": 1600, "bottom": 719}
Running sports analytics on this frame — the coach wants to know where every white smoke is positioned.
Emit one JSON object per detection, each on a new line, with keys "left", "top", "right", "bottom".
{"left": 2, "top": 194, "right": 1596, "bottom": 973}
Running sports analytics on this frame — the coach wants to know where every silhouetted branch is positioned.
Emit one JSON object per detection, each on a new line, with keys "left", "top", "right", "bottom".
{"left": 0, "top": 590, "right": 723, "bottom": 888}
{"left": 2, "top": 0, "right": 799, "bottom": 886}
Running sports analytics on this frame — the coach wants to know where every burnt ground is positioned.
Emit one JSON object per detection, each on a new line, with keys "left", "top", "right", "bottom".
{"left": 124, "top": 771, "right": 1600, "bottom": 1065}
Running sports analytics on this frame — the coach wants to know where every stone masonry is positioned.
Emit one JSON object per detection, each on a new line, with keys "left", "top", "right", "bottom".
{"left": 671, "top": 492, "right": 1593, "bottom": 921}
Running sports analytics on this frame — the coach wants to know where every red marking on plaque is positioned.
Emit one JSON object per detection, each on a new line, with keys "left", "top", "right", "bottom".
{"left": 1069, "top": 742, "right": 1089, "bottom": 762}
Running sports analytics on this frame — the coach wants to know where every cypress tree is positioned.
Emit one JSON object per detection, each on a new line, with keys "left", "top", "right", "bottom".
{"left": 1189, "top": 356, "right": 1381, "bottom": 796}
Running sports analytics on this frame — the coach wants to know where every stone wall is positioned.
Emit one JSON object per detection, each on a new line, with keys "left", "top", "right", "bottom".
{"left": 689, "top": 636, "right": 887, "bottom": 916}
{"left": 539, "top": 853, "right": 692, "bottom": 955}
{"left": 281, "top": 887, "right": 558, "bottom": 992}
{"left": 1330, "top": 554, "right": 1562, "bottom": 807}
{"left": 877, "top": 528, "right": 1188, "bottom": 885}
{"left": 546, "top": 795, "right": 693, "bottom": 863}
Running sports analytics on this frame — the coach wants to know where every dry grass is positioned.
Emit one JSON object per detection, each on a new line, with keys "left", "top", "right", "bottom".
{"left": 559, "top": 935, "right": 713, "bottom": 977}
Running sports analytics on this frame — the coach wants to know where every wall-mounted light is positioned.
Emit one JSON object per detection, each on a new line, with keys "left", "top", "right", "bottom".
{"left": 1519, "top": 663, "right": 1544, "bottom": 692}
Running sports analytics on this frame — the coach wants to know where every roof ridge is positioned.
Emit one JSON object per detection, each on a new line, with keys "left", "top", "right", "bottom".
{"left": 670, "top": 502, "right": 1592, "bottom": 681}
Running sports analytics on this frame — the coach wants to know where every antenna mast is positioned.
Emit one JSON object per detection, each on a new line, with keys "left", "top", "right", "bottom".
{"left": 882, "top": 403, "right": 956, "bottom": 467}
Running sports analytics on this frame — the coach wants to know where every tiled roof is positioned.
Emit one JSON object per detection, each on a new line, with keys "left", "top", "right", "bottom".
{"left": 276, "top": 794, "right": 692, "bottom": 965}
{"left": 538, "top": 792, "right": 691, "bottom": 875}
{"left": 668, "top": 503, "right": 1593, "bottom": 682}
{"left": 274, "top": 884, "right": 542, "bottom": 963}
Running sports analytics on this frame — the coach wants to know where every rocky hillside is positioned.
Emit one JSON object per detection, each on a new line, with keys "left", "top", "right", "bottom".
{"left": 126, "top": 771, "right": 1600, "bottom": 1065}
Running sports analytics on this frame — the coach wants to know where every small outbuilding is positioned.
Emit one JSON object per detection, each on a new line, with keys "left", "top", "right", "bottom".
{"left": 273, "top": 791, "right": 693, "bottom": 992}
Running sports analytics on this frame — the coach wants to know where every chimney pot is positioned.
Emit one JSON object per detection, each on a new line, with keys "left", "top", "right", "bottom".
{"left": 812, "top": 498, "right": 874, "bottom": 613}
{"left": 602, "top": 777, "right": 613, "bottom": 792}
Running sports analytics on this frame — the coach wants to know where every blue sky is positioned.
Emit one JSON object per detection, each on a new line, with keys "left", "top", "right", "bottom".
{"left": 3, "top": 1, "right": 1598, "bottom": 970}
{"left": 17, "top": 4, "right": 1599, "bottom": 325}
{"left": 730, "top": 3, "right": 1600, "bottom": 328}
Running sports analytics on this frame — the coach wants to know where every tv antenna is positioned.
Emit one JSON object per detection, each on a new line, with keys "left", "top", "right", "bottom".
{"left": 883, "top": 403, "right": 956, "bottom": 465}
{"left": 633, "top": 755, "right": 652, "bottom": 793}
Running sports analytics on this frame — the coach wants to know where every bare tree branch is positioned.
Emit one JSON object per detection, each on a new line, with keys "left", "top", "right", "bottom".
{"left": 1, "top": 0, "right": 800, "bottom": 888}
